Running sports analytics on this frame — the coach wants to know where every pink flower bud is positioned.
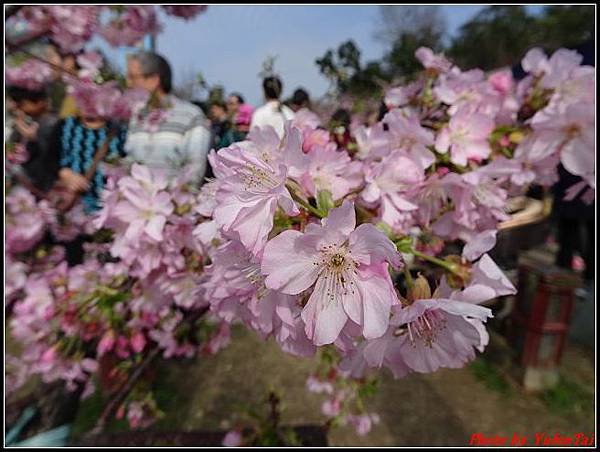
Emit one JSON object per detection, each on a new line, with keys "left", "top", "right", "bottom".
{"left": 322, "top": 398, "right": 342, "bottom": 417}
{"left": 499, "top": 135, "right": 511, "bottom": 147}
{"left": 115, "top": 335, "right": 130, "bottom": 359}
{"left": 116, "top": 403, "right": 125, "bottom": 420}
{"left": 41, "top": 346, "right": 57, "bottom": 364}
{"left": 97, "top": 330, "right": 115, "bottom": 356}
{"left": 436, "top": 167, "right": 450, "bottom": 177}
{"left": 489, "top": 70, "right": 514, "bottom": 95}
{"left": 348, "top": 414, "right": 375, "bottom": 436}
{"left": 130, "top": 331, "right": 146, "bottom": 354}
{"left": 222, "top": 430, "right": 243, "bottom": 447}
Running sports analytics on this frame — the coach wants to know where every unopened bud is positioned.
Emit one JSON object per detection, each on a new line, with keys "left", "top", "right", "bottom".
{"left": 175, "top": 203, "right": 192, "bottom": 216}
{"left": 408, "top": 274, "right": 432, "bottom": 302}
{"left": 395, "top": 236, "right": 414, "bottom": 254}
{"left": 445, "top": 255, "right": 472, "bottom": 289}
{"left": 376, "top": 221, "right": 393, "bottom": 238}
{"left": 509, "top": 131, "right": 524, "bottom": 144}
{"left": 35, "top": 247, "right": 48, "bottom": 259}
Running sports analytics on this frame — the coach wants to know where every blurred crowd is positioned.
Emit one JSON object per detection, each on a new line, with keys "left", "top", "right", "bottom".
{"left": 6, "top": 41, "right": 594, "bottom": 283}
{"left": 6, "top": 44, "right": 381, "bottom": 201}
{"left": 7, "top": 46, "right": 380, "bottom": 265}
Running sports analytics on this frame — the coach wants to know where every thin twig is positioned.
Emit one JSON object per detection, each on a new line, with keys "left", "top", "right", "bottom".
{"left": 90, "top": 347, "right": 161, "bottom": 435}
{"left": 88, "top": 305, "right": 210, "bottom": 435}
{"left": 267, "top": 391, "right": 280, "bottom": 430}
{"left": 11, "top": 46, "right": 79, "bottom": 79}
{"left": 286, "top": 184, "right": 323, "bottom": 218}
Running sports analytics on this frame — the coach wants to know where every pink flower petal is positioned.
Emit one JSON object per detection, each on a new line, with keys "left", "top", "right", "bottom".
{"left": 262, "top": 230, "right": 320, "bottom": 294}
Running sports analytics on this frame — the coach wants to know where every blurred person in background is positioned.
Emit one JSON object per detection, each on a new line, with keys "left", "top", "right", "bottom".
{"left": 218, "top": 103, "right": 254, "bottom": 149}
{"left": 45, "top": 39, "right": 81, "bottom": 118}
{"left": 192, "top": 99, "right": 209, "bottom": 117}
{"left": 290, "top": 87, "right": 311, "bottom": 113}
{"left": 251, "top": 75, "right": 294, "bottom": 138}
{"left": 550, "top": 39, "right": 595, "bottom": 293}
{"left": 226, "top": 92, "right": 245, "bottom": 123}
{"left": 7, "top": 85, "right": 60, "bottom": 194}
{"left": 49, "top": 91, "right": 128, "bottom": 265}
{"left": 329, "top": 108, "right": 354, "bottom": 150}
{"left": 209, "top": 100, "right": 231, "bottom": 150}
{"left": 551, "top": 165, "right": 594, "bottom": 285}
{"left": 51, "top": 114, "right": 128, "bottom": 215}
{"left": 125, "top": 51, "right": 211, "bottom": 185}
{"left": 233, "top": 104, "right": 254, "bottom": 139}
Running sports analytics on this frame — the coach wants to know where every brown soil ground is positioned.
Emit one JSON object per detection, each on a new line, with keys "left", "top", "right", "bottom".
{"left": 8, "top": 318, "right": 595, "bottom": 447}
{"left": 66, "top": 324, "right": 595, "bottom": 447}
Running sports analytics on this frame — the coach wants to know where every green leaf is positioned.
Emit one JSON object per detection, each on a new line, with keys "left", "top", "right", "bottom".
{"left": 357, "top": 378, "right": 379, "bottom": 399}
{"left": 375, "top": 221, "right": 393, "bottom": 238}
{"left": 281, "top": 427, "right": 301, "bottom": 446}
{"left": 97, "top": 290, "right": 130, "bottom": 313}
{"left": 316, "top": 190, "right": 335, "bottom": 217}
{"left": 272, "top": 209, "right": 294, "bottom": 231}
{"left": 395, "top": 236, "right": 414, "bottom": 254}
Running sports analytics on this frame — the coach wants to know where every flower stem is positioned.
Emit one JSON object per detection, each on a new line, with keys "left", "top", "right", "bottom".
{"left": 410, "top": 248, "right": 459, "bottom": 275}
{"left": 298, "top": 196, "right": 324, "bottom": 218}
{"left": 403, "top": 265, "right": 414, "bottom": 289}
{"left": 286, "top": 183, "right": 324, "bottom": 218}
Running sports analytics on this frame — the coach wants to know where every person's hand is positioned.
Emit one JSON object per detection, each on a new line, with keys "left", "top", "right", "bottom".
{"left": 14, "top": 112, "right": 39, "bottom": 142}
{"left": 59, "top": 168, "right": 90, "bottom": 193}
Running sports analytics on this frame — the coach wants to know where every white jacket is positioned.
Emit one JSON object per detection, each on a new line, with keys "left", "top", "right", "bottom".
{"left": 250, "top": 100, "right": 295, "bottom": 138}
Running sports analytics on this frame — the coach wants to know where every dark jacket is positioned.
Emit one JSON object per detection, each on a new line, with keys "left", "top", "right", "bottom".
{"left": 12, "top": 113, "right": 60, "bottom": 193}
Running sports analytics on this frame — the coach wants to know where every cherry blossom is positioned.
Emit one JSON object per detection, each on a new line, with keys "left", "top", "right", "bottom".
{"left": 262, "top": 201, "right": 402, "bottom": 345}
{"left": 435, "top": 107, "right": 494, "bottom": 166}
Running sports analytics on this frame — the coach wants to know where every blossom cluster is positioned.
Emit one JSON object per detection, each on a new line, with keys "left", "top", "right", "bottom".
{"left": 5, "top": 58, "right": 54, "bottom": 91}
{"left": 6, "top": 5, "right": 208, "bottom": 53}
{"left": 67, "top": 77, "right": 149, "bottom": 121}
{"left": 5, "top": 165, "right": 227, "bottom": 429}
{"left": 160, "top": 5, "right": 208, "bottom": 20}
{"left": 99, "top": 6, "right": 163, "bottom": 48}
{"left": 203, "top": 46, "right": 592, "bottom": 433}
{"left": 5, "top": 45, "right": 595, "bottom": 437}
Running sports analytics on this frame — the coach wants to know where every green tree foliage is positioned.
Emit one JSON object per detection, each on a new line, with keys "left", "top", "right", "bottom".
{"left": 315, "top": 5, "right": 594, "bottom": 101}
{"left": 258, "top": 55, "right": 278, "bottom": 79}
{"left": 384, "top": 32, "right": 441, "bottom": 81}
{"left": 376, "top": 5, "right": 446, "bottom": 81}
{"left": 533, "top": 5, "right": 595, "bottom": 52}
{"left": 315, "top": 40, "right": 389, "bottom": 99}
{"left": 208, "top": 85, "right": 225, "bottom": 104}
{"left": 447, "top": 6, "right": 537, "bottom": 70}
{"left": 448, "top": 5, "right": 595, "bottom": 70}
{"left": 315, "top": 6, "right": 447, "bottom": 96}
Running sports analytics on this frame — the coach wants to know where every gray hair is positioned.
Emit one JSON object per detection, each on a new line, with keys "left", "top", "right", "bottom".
{"left": 131, "top": 51, "right": 172, "bottom": 94}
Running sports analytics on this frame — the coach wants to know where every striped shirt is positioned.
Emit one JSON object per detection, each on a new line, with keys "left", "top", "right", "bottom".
{"left": 57, "top": 117, "right": 127, "bottom": 213}
{"left": 125, "top": 95, "right": 212, "bottom": 186}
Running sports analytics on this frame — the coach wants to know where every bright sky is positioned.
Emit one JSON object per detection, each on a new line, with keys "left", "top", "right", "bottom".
{"left": 92, "top": 5, "right": 545, "bottom": 106}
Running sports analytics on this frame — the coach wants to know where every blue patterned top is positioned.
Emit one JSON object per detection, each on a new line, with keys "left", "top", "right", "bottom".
{"left": 57, "top": 117, "right": 127, "bottom": 213}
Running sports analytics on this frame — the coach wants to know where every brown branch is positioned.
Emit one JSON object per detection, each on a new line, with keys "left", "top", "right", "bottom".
{"left": 9, "top": 46, "right": 79, "bottom": 79}
{"left": 11, "top": 171, "right": 48, "bottom": 200}
{"left": 88, "top": 305, "right": 211, "bottom": 436}
{"left": 90, "top": 346, "right": 161, "bottom": 435}
{"left": 184, "top": 304, "right": 211, "bottom": 326}
{"left": 268, "top": 391, "right": 281, "bottom": 430}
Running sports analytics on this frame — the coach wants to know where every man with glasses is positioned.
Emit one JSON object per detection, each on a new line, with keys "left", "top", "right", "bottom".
{"left": 125, "top": 51, "right": 211, "bottom": 186}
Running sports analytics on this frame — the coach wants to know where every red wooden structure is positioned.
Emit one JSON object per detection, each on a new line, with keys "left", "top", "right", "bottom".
{"left": 508, "top": 249, "right": 581, "bottom": 385}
